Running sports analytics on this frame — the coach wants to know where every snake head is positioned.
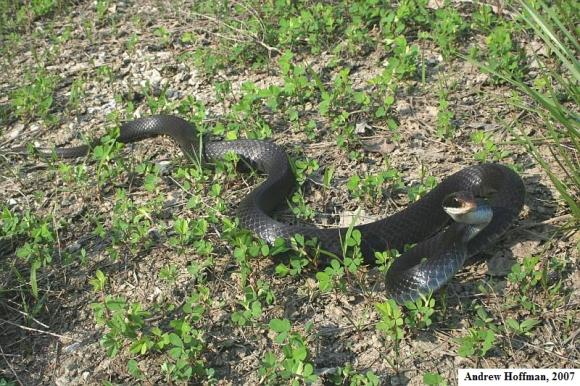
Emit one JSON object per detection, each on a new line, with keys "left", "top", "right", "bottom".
{"left": 442, "top": 191, "right": 492, "bottom": 225}
{"left": 443, "top": 191, "right": 476, "bottom": 213}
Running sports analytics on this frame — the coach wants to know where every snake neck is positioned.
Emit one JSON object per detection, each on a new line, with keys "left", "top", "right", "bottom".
{"left": 461, "top": 200, "right": 494, "bottom": 243}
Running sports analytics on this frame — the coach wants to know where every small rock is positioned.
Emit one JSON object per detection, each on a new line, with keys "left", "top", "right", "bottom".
{"left": 475, "top": 72, "right": 490, "bottom": 84}
{"left": 156, "top": 160, "right": 172, "bottom": 174}
{"left": 166, "top": 88, "right": 181, "bottom": 99}
{"left": 355, "top": 121, "right": 370, "bottom": 134}
{"left": 149, "top": 286, "right": 163, "bottom": 303}
{"left": 63, "top": 341, "right": 82, "bottom": 353}
{"left": 5, "top": 122, "right": 24, "bottom": 140}
{"left": 29, "top": 122, "right": 41, "bottom": 133}
{"left": 102, "top": 100, "right": 117, "bottom": 114}
{"left": 141, "top": 68, "right": 162, "bottom": 90}
{"left": 425, "top": 105, "right": 438, "bottom": 118}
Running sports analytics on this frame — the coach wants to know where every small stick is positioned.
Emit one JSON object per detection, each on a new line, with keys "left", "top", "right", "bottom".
{"left": 0, "top": 319, "right": 81, "bottom": 342}
{"left": 5, "top": 303, "right": 49, "bottom": 329}
{"left": 518, "top": 214, "right": 574, "bottom": 229}
{"left": 0, "top": 344, "right": 23, "bottom": 386}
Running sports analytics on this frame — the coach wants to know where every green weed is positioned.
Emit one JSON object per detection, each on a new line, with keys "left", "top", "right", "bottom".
{"left": 90, "top": 269, "right": 214, "bottom": 382}
{"left": 0, "top": 0, "right": 62, "bottom": 33}
{"left": 290, "top": 191, "right": 315, "bottom": 220}
{"left": 2, "top": 208, "right": 59, "bottom": 300}
{"left": 385, "top": 35, "right": 420, "bottom": 80}
{"left": 95, "top": 0, "right": 111, "bottom": 22}
{"left": 505, "top": 317, "right": 541, "bottom": 337}
{"left": 436, "top": 87, "right": 454, "bottom": 138}
{"left": 329, "top": 363, "right": 381, "bottom": 385}
{"left": 471, "top": 130, "right": 511, "bottom": 161}
{"left": 375, "top": 298, "right": 404, "bottom": 368}
{"left": 292, "top": 157, "right": 320, "bottom": 186}
{"left": 316, "top": 258, "right": 346, "bottom": 293}
{"left": 424, "top": 372, "right": 447, "bottom": 386}
{"left": 346, "top": 167, "right": 401, "bottom": 204}
{"left": 404, "top": 294, "right": 436, "bottom": 330}
{"left": 456, "top": 327, "right": 496, "bottom": 358}
{"left": 485, "top": 24, "right": 525, "bottom": 83}
{"left": 280, "top": 234, "right": 320, "bottom": 273}
{"left": 432, "top": 6, "right": 467, "bottom": 59}
{"left": 470, "top": 0, "right": 579, "bottom": 219}
{"left": 10, "top": 69, "right": 58, "bottom": 124}
{"left": 159, "top": 264, "right": 179, "bottom": 283}
{"left": 260, "top": 318, "right": 318, "bottom": 384}
{"left": 67, "top": 77, "right": 86, "bottom": 112}
{"left": 471, "top": 3, "right": 497, "bottom": 32}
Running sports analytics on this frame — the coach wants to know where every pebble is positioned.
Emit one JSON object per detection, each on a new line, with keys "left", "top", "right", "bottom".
{"left": 166, "top": 88, "right": 181, "bottom": 99}
{"left": 5, "top": 123, "right": 24, "bottom": 140}
{"left": 155, "top": 160, "right": 172, "bottom": 174}
{"left": 64, "top": 342, "right": 82, "bottom": 353}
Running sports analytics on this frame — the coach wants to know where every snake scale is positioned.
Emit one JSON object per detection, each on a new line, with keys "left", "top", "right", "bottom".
{"left": 14, "top": 115, "right": 525, "bottom": 302}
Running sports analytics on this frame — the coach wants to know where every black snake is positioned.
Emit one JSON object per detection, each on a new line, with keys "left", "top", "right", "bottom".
{"left": 13, "top": 115, "right": 525, "bottom": 302}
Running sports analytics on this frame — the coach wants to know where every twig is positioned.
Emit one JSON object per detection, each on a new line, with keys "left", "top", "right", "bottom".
{"left": 232, "top": 0, "right": 265, "bottom": 31}
{"left": 518, "top": 214, "right": 574, "bottom": 229}
{"left": 191, "top": 11, "right": 281, "bottom": 54}
{"left": 0, "top": 318, "right": 81, "bottom": 342}
{"left": 562, "top": 327, "right": 580, "bottom": 346}
{"left": 0, "top": 344, "right": 23, "bottom": 386}
{"left": 4, "top": 302, "right": 49, "bottom": 329}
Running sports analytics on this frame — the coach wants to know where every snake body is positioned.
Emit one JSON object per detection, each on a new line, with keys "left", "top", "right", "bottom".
{"left": 18, "top": 115, "right": 525, "bottom": 302}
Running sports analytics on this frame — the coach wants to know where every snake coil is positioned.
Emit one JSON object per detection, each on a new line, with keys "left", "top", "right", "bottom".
{"left": 14, "top": 115, "right": 525, "bottom": 302}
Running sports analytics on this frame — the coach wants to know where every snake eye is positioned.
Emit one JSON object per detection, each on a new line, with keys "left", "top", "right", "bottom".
{"left": 452, "top": 198, "right": 462, "bottom": 208}
{"left": 443, "top": 194, "right": 463, "bottom": 209}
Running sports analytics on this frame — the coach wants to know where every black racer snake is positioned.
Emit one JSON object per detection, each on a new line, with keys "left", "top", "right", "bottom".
{"left": 13, "top": 115, "right": 525, "bottom": 302}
